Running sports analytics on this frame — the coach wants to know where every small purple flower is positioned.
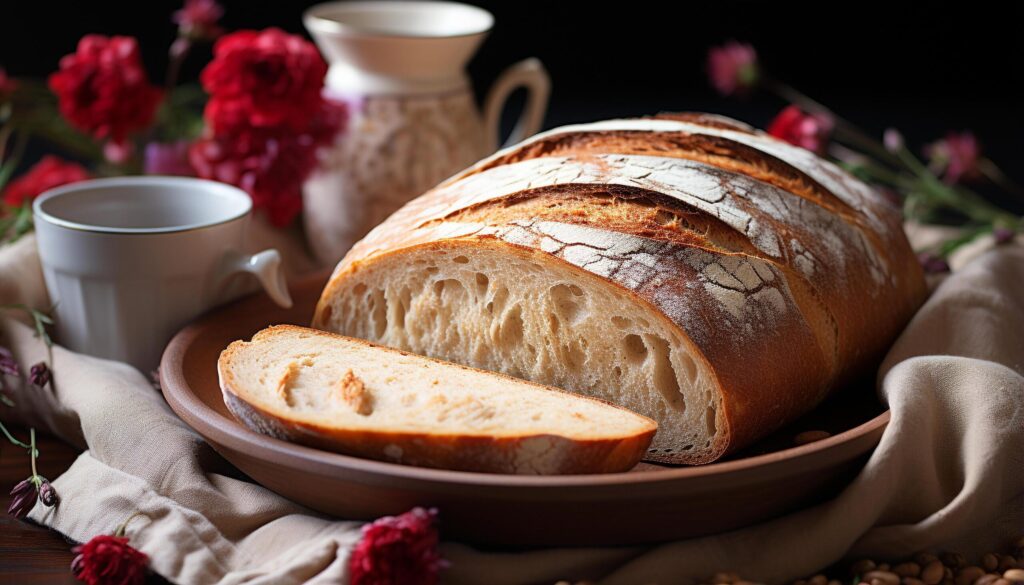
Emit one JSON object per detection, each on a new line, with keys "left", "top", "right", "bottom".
{"left": 883, "top": 128, "right": 904, "bottom": 153}
{"left": 7, "top": 478, "right": 37, "bottom": 518}
{"left": 143, "top": 141, "right": 195, "bottom": 177}
{"left": 918, "top": 252, "right": 951, "bottom": 274}
{"left": 0, "top": 346, "right": 19, "bottom": 377}
{"left": 38, "top": 481, "right": 58, "bottom": 507}
{"left": 994, "top": 227, "right": 1016, "bottom": 245}
{"left": 29, "top": 362, "right": 51, "bottom": 388}
{"left": 925, "top": 131, "right": 981, "bottom": 184}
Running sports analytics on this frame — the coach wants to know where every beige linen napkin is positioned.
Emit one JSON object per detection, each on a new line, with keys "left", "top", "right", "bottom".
{"left": 2, "top": 234, "right": 1022, "bottom": 584}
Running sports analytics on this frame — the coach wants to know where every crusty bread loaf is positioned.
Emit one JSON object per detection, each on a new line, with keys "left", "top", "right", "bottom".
{"left": 218, "top": 325, "right": 657, "bottom": 474}
{"left": 313, "top": 112, "right": 927, "bottom": 464}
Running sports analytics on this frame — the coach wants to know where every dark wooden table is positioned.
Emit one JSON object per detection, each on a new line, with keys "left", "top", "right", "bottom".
{"left": 1, "top": 424, "right": 81, "bottom": 584}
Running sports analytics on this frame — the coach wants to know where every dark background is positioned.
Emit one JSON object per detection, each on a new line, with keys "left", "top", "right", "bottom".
{"left": 3, "top": 1, "right": 1023, "bottom": 208}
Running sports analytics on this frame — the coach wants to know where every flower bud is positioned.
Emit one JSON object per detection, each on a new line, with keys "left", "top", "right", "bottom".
{"left": 29, "top": 362, "right": 52, "bottom": 388}
{"left": 39, "top": 481, "right": 59, "bottom": 507}
{"left": 883, "top": 128, "right": 904, "bottom": 153}
{"left": 7, "top": 478, "right": 38, "bottom": 518}
{"left": 994, "top": 227, "right": 1016, "bottom": 245}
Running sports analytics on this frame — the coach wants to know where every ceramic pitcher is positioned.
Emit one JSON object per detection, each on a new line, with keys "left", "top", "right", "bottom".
{"left": 303, "top": 0, "right": 551, "bottom": 264}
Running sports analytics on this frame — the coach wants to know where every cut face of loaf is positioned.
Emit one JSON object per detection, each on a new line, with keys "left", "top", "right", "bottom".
{"left": 315, "top": 112, "right": 927, "bottom": 464}
{"left": 321, "top": 242, "right": 727, "bottom": 460}
{"left": 219, "top": 325, "right": 657, "bottom": 474}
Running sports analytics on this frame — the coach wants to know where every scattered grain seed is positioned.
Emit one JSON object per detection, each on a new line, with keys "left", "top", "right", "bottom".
{"left": 994, "top": 580, "right": 1013, "bottom": 585}
{"left": 853, "top": 561, "right": 879, "bottom": 575}
{"left": 918, "top": 555, "right": 941, "bottom": 566}
{"left": 1001, "top": 557, "right": 1019, "bottom": 571}
{"left": 896, "top": 563, "right": 922, "bottom": 578}
{"left": 1004, "top": 570, "right": 1024, "bottom": 582}
{"left": 905, "top": 578, "right": 926, "bottom": 585}
{"left": 957, "top": 567, "right": 985, "bottom": 585}
{"left": 865, "top": 571, "right": 900, "bottom": 585}
{"left": 976, "top": 575, "right": 1001, "bottom": 585}
{"left": 984, "top": 556, "right": 1001, "bottom": 572}
{"left": 944, "top": 554, "right": 967, "bottom": 570}
{"left": 810, "top": 575, "right": 828, "bottom": 585}
{"left": 922, "top": 561, "right": 946, "bottom": 584}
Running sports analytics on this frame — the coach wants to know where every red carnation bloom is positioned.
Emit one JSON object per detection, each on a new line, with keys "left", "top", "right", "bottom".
{"left": 925, "top": 131, "right": 981, "bottom": 184}
{"left": 707, "top": 41, "right": 759, "bottom": 96}
{"left": 3, "top": 156, "right": 91, "bottom": 207}
{"left": 201, "top": 29, "right": 328, "bottom": 135}
{"left": 70, "top": 535, "right": 149, "bottom": 585}
{"left": 767, "top": 105, "right": 834, "bottom": 155}
{"left": 348, "top": 507, "right": 447, "bottom": 585}
{"left": 48, "top": 35, "right": 163, "bottom": 146}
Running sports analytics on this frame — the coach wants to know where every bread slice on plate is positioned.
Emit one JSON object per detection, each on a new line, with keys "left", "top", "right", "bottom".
{"left": 218, "top": 325, "right": 657, "bottom": 474}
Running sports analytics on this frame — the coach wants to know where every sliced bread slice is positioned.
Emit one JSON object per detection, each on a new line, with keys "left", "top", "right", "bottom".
{"left": 218, "top": 325, "right": 657, "bottom": 474}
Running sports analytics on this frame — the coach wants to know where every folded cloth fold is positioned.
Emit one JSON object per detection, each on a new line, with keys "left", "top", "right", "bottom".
{"left": 1, "top": 237, "right": 1022, "bottom": 584}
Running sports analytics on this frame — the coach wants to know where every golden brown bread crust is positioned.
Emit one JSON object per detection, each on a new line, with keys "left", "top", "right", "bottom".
{"left": 219, "top": 325, "right": 657, "bottom": 474}
{"left": 315, "top": 113, "right": 927, "bottom": 464}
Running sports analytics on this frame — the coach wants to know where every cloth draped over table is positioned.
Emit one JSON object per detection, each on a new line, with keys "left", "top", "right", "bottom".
{"left": 1, "top": 231, "right": 1022, "bottom": 585}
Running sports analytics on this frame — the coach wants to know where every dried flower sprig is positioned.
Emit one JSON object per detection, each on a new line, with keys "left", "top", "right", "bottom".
{"left": 706, "top": 42, "right": 1023, "bottom": 263}
{"left": 2, "top": 304, "right": 57, "bottom": 517}
{"left": 6, "top": 428, "right": 57, "bottom": 518}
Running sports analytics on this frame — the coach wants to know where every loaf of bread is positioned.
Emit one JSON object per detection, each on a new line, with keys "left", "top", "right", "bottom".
{"left": 219, "top": 325, "right": 656, "bottom": 474}
{"left": 313, "top": 113, "right": 927, "bottom": 464}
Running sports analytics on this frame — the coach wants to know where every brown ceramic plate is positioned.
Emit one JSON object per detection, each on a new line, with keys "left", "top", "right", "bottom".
{"left": 160, "top": 270, "right": 889, "bottom": 547}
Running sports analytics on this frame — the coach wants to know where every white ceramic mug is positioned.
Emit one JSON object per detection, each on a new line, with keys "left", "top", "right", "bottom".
{"left": 33, "top": 177, "right": 293, "bottom": 372}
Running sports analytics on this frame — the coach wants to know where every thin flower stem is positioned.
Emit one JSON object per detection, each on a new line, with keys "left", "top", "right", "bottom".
{"left": 30, "top": 428, "right": 38, "bottom": 478}
{"left": 0, "top": 420, "right": 32, "bottom": 452}
{"left": 762, "top": 77, "right": 905, "bottom": 169}
{"left": 114, "top": 511, "right": 149, "bottom": 538}
{"left": 978, "top": 158, "right": 1024, "bottom": 200}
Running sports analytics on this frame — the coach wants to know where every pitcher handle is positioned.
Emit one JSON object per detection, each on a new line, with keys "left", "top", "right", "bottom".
{"left": 483, "top": 58, "right": 551, "bottom": 150}
{"left": 217, "top": 249, "right": 293, "bottom": 308}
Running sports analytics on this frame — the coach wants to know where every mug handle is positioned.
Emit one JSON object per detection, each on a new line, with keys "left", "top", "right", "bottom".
{"left": 483, "top": 58, "right": 551, "bottom": 150}
{"left": 217, "top": 249, "right": 293, "bottom": 308}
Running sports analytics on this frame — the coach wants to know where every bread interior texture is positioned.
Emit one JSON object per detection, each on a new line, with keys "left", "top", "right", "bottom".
{"left": 318, "top": 242, "right": 723, "bottom": 459}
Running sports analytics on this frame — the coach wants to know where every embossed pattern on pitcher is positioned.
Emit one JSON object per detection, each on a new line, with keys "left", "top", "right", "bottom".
{"left": 304, "top": 90, "right": 486, "bottom": 263}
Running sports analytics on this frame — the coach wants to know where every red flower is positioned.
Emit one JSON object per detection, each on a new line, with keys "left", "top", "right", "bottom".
{"left": 0, "top": 67, "right": 17, "bottom": 98}
{"left": 3, "top": 156, "right": 92, "bottom": 207}
{"left": 48, "top": 36, "right": 163, "bottom": 146}
{"left": 348, "top": 507, "right": 447, "bottom": 585}
{"left": 71, "top": 535, "right": 149, "bottom": 585}
{"left": 201, "top": 29, "right": 328, "bottom": 135}
{"left": 767, "top": 105, "right": 834, "bottom": 155}
{"left": 925, "top": 131, "right": 981, "bottom": 184}
{"left": 173, "top": 0, "right": 225, "bottom": 40}
{"left": 707, "top": 41, "right": 759, "bottom": 96}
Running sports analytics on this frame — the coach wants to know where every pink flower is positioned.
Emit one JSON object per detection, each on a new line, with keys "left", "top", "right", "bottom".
{"left": 173, "top": 0, "right": 225, "bottom": 40}
{"left": 707, "top": 41, "right": 759, "bottom": 96}
{"left": 48, "top": 35, "right": 163, "bottom": 147}
{"left": 144, "top": 141, "right": 195, "bottom": 176}
{"left": 2, "top": 156, "right": 92, "bottom": 207}
{"left": 348, "top": 507, "right": 447, "bottom": 585}
{"left": 925, "top": 131, "right": 981, "bottom": 184}
{"left": 918, "top": 252, "right": 950, "bottom": 274}
{"left": 0, "top": 67, "right": 17, "bottom": 98}
{"left": 767, "top": 105, "right": 834, "bottom": 155}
